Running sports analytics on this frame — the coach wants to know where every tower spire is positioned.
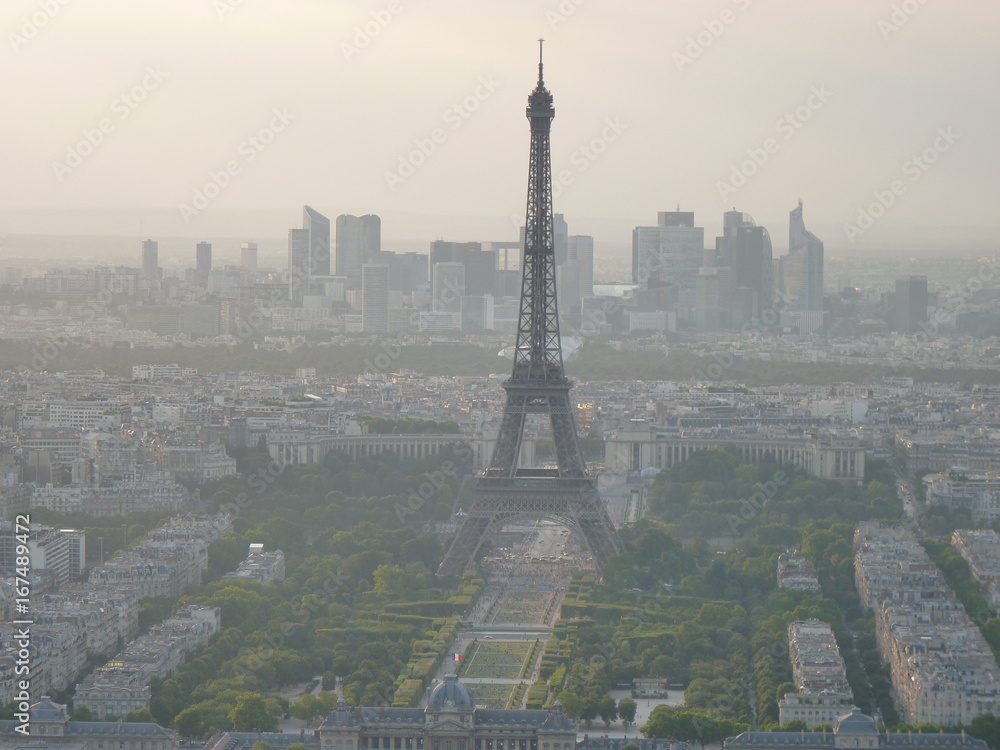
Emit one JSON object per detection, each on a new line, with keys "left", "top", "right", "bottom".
{"left": 538, "top": 38, "right": 545, "bottom": 85}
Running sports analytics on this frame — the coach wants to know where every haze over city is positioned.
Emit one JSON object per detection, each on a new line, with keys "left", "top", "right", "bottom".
{"left": 8, "top": 3, "right": 1000, "bottom": 750}
{"left": 3, "top": 0, "right": 999, "bottom": 260}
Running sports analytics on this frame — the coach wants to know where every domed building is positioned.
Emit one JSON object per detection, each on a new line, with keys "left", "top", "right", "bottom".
{"left": 318, "top": 675, "right": 577, "bottom": 750}
{"left": 427, "top": 673, "right": 476, "bottom": 713}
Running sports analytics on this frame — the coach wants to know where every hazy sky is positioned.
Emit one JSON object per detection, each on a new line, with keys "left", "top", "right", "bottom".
{"left": 3, "top": 0, "right": 998, "bottom": 253}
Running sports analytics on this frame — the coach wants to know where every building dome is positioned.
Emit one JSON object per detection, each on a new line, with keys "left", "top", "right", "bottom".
{"left": 427, "top": 674, "right": 473, "bottom": 712}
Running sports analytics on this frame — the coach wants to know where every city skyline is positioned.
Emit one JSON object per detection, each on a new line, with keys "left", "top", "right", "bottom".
{"left": 1, "top": 1, "right": 998, "bottom": 255}
{"left": 5, "top": 14, "right": 1000, "bottom": 745}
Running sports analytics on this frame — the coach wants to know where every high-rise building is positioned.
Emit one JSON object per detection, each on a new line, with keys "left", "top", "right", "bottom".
{"left": 559, "top": 235, "right": 594, "bottom": 313}
{"left": 392, "top": 252, "right": 429, "bottom": 294}
{"left": 461, "top": 295, "right": 495, "bottom": 332}
{"left": 369, "top": 251, "right": 428, "bottom": 294}
{"left": 781, "top": 201, "right": 824, "bottom": 313}
{"left": 304, "top": 205, "right": 331, "bottom": 277}
{"left": 336, "top": 214, "right": 381, "bottom": 288}
{"left": 712, "top": 210, "right": 773, "bottom": 326}
{"left": 695, "top": 266, "right": 735, "bottom": 332}
{"left": 432, "top": 261, "right": 466, "bottom": 312}
{"left": 632, "top": 211, "right": 704, "bottom": 320}
{"left": 241, "top": 242, "right": 258, "bottom": 273}
{"left": 554, "top": 213, "right": 568, "bottom": 267}
{"left": 777, "top": 201, "right": 825, "bottom": 334}
{"left": 141, "top": 239, "right": 159, "bottom": 280}
{"left": 633, "top": 212, "right": 702, "bottom": 285}
{"left": 195, "top": 242, "right": 212, "bottom": 278}
{"left": 430, "top": 241, "right": 497, "bottom": 296}
{"left": 894, "top": 275, "right": 929, "bottom": 334}
{"left": 361, "top": 263, "right": 390, "bottom": 333}
{"left": 484, "top": 241, "right": 522, "bottom": 298}
{"left": 287, "top": 228, "right": 310, "bottom": 304}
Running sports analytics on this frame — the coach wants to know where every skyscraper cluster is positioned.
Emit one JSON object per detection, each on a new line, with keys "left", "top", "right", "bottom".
{"left": 136, "top": 199, "right": 824, "bottom": 339}
{"left": 632, "top": 202, "right": 826, "bottom": 334}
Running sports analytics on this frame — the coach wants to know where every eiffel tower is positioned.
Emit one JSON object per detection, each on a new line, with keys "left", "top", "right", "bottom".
{"left": 438, "top": 42, "right": 621, "bottom": 576}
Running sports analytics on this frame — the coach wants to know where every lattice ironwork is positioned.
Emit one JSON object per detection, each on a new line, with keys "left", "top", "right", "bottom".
{"left": 438, "top": 42, "right": 621, "bottom": 577}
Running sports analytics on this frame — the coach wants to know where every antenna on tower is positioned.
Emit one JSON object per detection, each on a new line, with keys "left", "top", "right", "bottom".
{"left": 537, "top": 38, "right": 545, "bottom": 84}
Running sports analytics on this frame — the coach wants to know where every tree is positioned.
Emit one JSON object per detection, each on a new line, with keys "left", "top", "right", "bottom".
{"left": 970, "top": 714, "right": 1000, "bottom": 749}
{"left": 230, "top": 693, "right": 279, "bottom": 733}
{"left": 173, "top": 706, "right": 208, "bottom": 738}
{"left": 139, "top": 596, "right": 178, "bottom": 631}
{"left": 754, "top": 523, "right": 801, "bottom": 547}
{"left": 650, "top": 655, "right": 672, "bottom": 677}
{"left": 317, "top": 691, "right": 340, "bottom": 712}
{"left": 291, "top": 694, "right": 322, "bottom": 721}
{"left": 70, "top": 706, "right": 95, "bottom": 721}
{"left": 373, "top": 564, "right": 409, "bottom": 595}
{"left": 618, "top": 697, "right": 637, "bottom": 727}
{"left": 557, "top": 690, "right": 585, "bottom": 720}
{"left": 643, "top": 706, "right": 746, "bottom": 748}
{"left": 597, "top": 694, "right": 618, "bottom": 727}
{"left": 672, "top": 449, "right": 739, "bottom": 483}
{"left": 206, "top": 587, "right": 274, "bottom": 633}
